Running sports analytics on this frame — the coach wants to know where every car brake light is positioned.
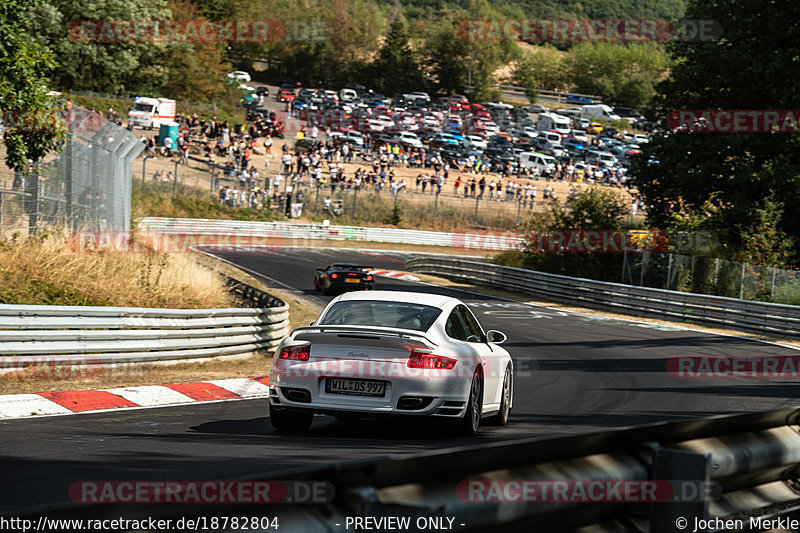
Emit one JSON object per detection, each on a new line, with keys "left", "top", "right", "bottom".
{"left": 331, "top": 273, "right": 338, "bottom": 279}
{"left": 366, "top": 275, "right": 373, "bottom": 280}
{"left": 280, "top": 344, "right": 310, "bottom": 361}
{"left": 408, "top": 350, "right": 457, "bottom": 370}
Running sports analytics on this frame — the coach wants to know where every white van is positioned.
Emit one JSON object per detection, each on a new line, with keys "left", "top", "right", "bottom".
{"left": 543, "top": 131, "right": 562, "bottom": 144}
{"left": 340, "top": 88, "right": 358, "bottom": 102}
{"left": 519, "top": 152, "right": 557, "bottom": 174}
{"left": 586, "top": 150, "right": 617, "bottom": 168}
{"left": 580, "top": 104, "right": 621, "bottom": 122}
{"left": 128, "top": 97, "right": 176, "bottom": 129}
{"left": 536, "top": 113, "right": 571, "bottom": 135}
{"left": 403, "top": 91, "right": 430, "bottom": 103}
{"left": 394, "top": 131, "right": 422, "bottom": 148}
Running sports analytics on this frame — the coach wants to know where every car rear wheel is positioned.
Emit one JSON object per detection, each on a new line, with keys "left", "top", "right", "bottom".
{"left": 486, "top": 366, "right": 512, "bottom": 426}
{"left": 269, "top": 404, "right": 313, "bottom": 432}
{"left": 456, "top": 370, "right": 482, "bottom": 436}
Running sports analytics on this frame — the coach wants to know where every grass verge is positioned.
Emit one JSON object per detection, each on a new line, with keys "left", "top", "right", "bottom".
{"left": 0, "top": 230, "right": 230, "bottom": 308}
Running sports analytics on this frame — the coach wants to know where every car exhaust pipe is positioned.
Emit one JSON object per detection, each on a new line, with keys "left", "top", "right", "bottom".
{"left": 398, "top": 396, "right": 432, "bottom": 410}
{"left": 282, "top": 388, "right": 312, "bottom": 403}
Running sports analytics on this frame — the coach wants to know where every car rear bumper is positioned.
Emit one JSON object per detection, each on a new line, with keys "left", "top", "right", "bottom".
{"left": 269, "top": 360, "right": 472, "bottom": 418}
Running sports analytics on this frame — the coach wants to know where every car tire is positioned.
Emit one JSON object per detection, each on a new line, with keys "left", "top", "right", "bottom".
{"left": 456, "top": 369, "right": 483, "bottom": 437}
{"left": 269, "top": 404, "right": 313, "bottom": 432}
{"left": 486, "top": 366, "right": 512, "bottom": 426}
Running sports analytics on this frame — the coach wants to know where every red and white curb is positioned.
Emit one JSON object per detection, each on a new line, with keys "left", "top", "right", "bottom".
{"left": 368, "top": 269, "right": 420, "bottom": 282}
{"left": 0, "top": 376, "right": 270, "bottom": 420}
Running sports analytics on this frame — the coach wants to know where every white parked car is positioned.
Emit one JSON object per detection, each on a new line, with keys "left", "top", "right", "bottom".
{"left": 465, "top": 134, "right": 488, "bottom": 150}
{"left": 633, "top": 133, "right": 649, "bottom": 144}
{"left": 268, "top": 291, "right": 514, "bottom": 436}
{"left": 227, "top": 71, "right": 251, "bottom": 82}
{"left": 571, "top": 129, "right": 589, "bottom": 143}
{"left": 519, "top": 151, "right": 556, "bottom": 174}
{"left": 394, "top": 131, "right": 423, "bottom": 148}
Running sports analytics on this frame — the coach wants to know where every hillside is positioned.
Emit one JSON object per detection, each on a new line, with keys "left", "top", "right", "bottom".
{"left": 395, "top": 0, "right": 687, "bottom": 21}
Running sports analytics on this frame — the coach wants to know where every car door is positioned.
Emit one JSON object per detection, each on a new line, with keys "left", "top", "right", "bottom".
{"left": 453, "top": 305, "right": 502, "bottom": 409}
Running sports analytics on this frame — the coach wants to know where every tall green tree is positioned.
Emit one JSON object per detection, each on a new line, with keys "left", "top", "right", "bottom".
{"left": 369, "top": 17, "right": 424, "bottom": 95}
{"left": 565, "top": 42, "right": 670, "bottom": 107}
{"left": 1, "top": 0, "right": 64, "bottom": 171}
{"left": 633, "top": 0, "right": 800, "bottom": 258}
{"left": 30, "top": 0, "right": 172, "bottom": 94}
{"left": 512, "top": 44, "right": 566, "bottom": 97}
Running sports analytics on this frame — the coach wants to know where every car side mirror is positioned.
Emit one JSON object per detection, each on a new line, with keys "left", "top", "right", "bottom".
{"left": 309, "top": 321, "right": 316, "bottom": 326}
{"left": 486, "top": 330, "right": 507, "bottom": 344}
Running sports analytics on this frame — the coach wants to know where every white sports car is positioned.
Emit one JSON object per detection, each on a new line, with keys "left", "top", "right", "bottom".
{"left": 268, "top": 291, "right": 513, "bottom": 436}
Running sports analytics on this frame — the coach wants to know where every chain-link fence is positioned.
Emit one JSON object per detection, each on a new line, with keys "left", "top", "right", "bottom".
{"left": 624, "top": 252, "right": 800, "bottom": 304}
{"left": 0, "top": 105, "right": 144, "bottom": 238}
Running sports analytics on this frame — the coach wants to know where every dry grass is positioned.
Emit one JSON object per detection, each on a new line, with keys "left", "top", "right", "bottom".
{"left": 0, "top": 231, "right": 231, "bottom": 308}
{"left": 0, "top": 251, "right": 325, "bottom": 395}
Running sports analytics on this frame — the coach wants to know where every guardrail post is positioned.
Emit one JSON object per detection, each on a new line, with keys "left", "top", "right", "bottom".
{"left": 649, "top": 448, "right": 711, "bottom": 533}
{"left": 739, "top": 262, "right": 746, "bottom": 299}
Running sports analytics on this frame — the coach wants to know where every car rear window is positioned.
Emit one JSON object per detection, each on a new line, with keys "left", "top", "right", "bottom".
{"left": 318, "top": 301, "right": 442, "bottom": 332}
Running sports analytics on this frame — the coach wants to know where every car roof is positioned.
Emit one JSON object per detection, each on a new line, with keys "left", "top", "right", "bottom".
{"left": 330, "top": 263, "right": 369, "bottom": 269}
{"left": 335, "top": 290, "right": 457, "bottom": 309}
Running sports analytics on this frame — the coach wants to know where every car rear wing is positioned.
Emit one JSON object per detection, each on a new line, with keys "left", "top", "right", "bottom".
{"left": 291, "top": 325, "right": 435, "bottom": 345}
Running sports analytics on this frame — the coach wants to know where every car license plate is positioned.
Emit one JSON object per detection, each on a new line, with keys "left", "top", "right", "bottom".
{"left": 345, "top": 278, "right": 361, "bottom": 283}
{"left": 325, "top": 378, "right": 385, "bottom": 396}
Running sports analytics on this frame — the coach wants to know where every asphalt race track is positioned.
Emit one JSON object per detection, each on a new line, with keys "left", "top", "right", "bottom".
{"left": 2, "top": 247, "right": 800, "bottom": 516}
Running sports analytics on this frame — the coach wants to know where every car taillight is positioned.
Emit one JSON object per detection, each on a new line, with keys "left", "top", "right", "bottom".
{"left": 366, "top": 275, "right": 373, "bottom": 280}
{"left": 407, "top": 350, "right": 457, "bottom": 370}
{"left": 280, "top": 344, "right": 310, "bottom": 361}
{"left": 331, "top": 273, "right": 338, "bottom": 279}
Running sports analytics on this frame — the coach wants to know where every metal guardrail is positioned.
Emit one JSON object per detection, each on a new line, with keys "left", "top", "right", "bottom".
{"left": 23, "top": 407, "right": 800, "bottom": 532}
{"left": 405, "top": 257, "right": 800, "bottom": 338}
{"left": 495, "top": 84, "right": 603, "bottom": 104}
{"left": 0, "top": 276, "right": 288, "bottom": 369}
{"left": 139, "top": 216, "right": 524, "bottom": 251}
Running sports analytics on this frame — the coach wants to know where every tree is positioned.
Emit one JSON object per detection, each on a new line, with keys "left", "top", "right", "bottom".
{"left": 633, "top": 0, "right": 800, "bottom": 260}
{"left": 424, "top": 21, "right": 470, "bottom": 95}
{"left": 369, "top": 17, "right": 424, "bottom": 95}
{"left": 158, "top": 0, "right": 230, "bottom": 102}
{"left": 512, "top": 44, "right": 566, "bottom": 98}
{"left": 565, "top": 42, "right": 670, "bottom": 107}
{"left": 1, "top": 0, "right": 65, "bottom": 171}
{"left": 31, "top": 0, "right": 172, "bottom": 94}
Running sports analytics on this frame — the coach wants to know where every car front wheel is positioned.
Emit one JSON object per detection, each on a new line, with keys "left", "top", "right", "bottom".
{"left": 486, "top": 366, "right": 512, "bottom": 426}
{"left": 456, "top": 370, "right": 482, "bottom": 436}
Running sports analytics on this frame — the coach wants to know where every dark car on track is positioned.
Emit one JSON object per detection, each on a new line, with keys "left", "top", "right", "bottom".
{"left": 314, "top": 264, "right": 375, "bottom": 295}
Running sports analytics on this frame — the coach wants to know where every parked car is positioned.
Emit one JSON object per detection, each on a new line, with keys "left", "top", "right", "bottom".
{"left": 228, "top": 71, "right": 251, "bottom": 82}
{"left": 567, "top": 94, "right": 594, "bottom": 104}
{"left": 277, "top": 89, "right": 295, "bottom": 102}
